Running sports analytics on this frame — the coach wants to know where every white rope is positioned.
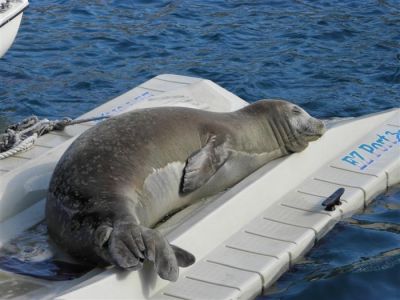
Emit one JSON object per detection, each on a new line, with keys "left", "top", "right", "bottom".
{"left": 0, "top": 133, "right": 37, "bottom": 160}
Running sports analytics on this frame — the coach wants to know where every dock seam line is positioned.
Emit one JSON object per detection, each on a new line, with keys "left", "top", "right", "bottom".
{"left": 296, "top": 190, "right": 349, "bottom": 203}
{"left": 27, "top": 144, "right": 53, "bottom": 149}
{"left": 35, "top": 143, "right": 63, "bottom": 148}
{"left": 262, "top": 217, "right": 318, "bottom": 238}
{"left": 244, "top": 230, "right": 297, "bottom": 245}
{"left": 154, "top": 77, "right": 192, "bottom": 85}
{"left": 329, "top": 165, "right": 378, "bottom": 177}
{"left": 46, "top": 131, "right": 70, "bottom": 137}
{"left": 384, "top": 171, "right": 389, "bottom": 192}
{"left": 312, "top": 177, "right": 367, "bottom": 206}
{"left": 0, "top": 156, "right": 30, "bottom": 161}
{"left": 13, "top": 144, "right": 55, "bottom": 158}
{"left": 162, "top": 292, "right": 191, "bottom": 300}
{"left": 13, "top": 155, "right": 35, "bottom": 159}
{"left": 224, "top": 245, "right": 279, "bottom": 260}
{"left": 138, "top": 85, "right": 165, "bottom": 92}
{"left": 295, "top": 190, "right": 324, "bottom": 198}
{"left": 206, "top": 260, "right": 265, "bottom": 288}
{"left": 73, "top": 122, "right": 93, "bottom": 128}
{"left": 185, "top": 276, "right": 241, "bottom": 292}
{"left": 280, "top": 203, "right": 332, "bottom": 217}
{"left": 30, "top": 144, "right": 53, "bottom": 149}
{"left": 288, "top": 252, "right": 294, "bottom": 268}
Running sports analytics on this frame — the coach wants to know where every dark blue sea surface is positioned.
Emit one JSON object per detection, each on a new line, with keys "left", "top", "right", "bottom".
{"left": 0, "top": 0, "right": 399, "bottom": 299}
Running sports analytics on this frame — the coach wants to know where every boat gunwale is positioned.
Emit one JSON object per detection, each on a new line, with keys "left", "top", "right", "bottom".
{"left": 0, "top": 0, "right": 29, "bottom": 28}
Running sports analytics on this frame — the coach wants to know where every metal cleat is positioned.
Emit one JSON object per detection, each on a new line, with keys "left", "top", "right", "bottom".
{"left": 322, "top": 188, "right": 345, "bottom": 211}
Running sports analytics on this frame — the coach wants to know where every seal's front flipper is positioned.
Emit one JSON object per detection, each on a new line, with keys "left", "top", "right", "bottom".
{"left": 181, "top": 135, "right": 230, "bottom": 194}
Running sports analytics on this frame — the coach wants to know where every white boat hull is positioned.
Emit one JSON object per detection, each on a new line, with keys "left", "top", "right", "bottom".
{"left": 0, "top": 0, "right": 29, "bottom": 58}
{"left": 0, "top": 12, "right": 22, "bottom": 57}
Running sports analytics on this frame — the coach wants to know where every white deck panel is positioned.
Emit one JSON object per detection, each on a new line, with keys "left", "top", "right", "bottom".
{"left": 387, "top": 119, "right": 400, "bottom": 126}
{"left": 226, "top": 231, "right": 293, "bottom": 260}
{"left": 299, "top": 179, "right": 365, "bottom": 215}
{"left": 0, "top": 199, "right": 45, "bottom": 246}
{"left": 280, "top": 191, "right": 338, "bottom": 215}
{"left": 34, "top": 133, "right": 70, "bottom": 148}
{"left": 156, "top": 74, "right": 202, "bottom": 84}
{"left": 158, "top": 261, "right": 261, "bottom": 300}
{"left": 0, "top": 75, "right": 398, "bottom": 300}
{"left": 159, "top": 277, "right": 240, "bottom": 300}
{"left": 12, "top": 144, "right": 52, "bottom": 160}
{"left": 205, "top": 246, "right": 287, "bottom": 287}
{"left": 314, "top": 168, "right": 387, "bottom": 203}
{"left": 261, "top": 204, "right": 334, "bottom": 239}
{"left": 140, "top": 77, "right": 191, "bottom": 92}
{"left": 245, "top": 218, "right": 315, "bottom": 245}
{"left": 0, "top": 156, "right": 29, "bottom": 172}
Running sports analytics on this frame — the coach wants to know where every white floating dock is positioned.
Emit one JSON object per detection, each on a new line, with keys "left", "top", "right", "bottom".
{"left": 0, "top": 75, "right": 399, "bottom": 299}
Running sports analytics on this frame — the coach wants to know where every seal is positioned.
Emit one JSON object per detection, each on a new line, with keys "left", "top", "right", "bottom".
{"left": 46, "top": 99, "right": 326, "bottom": 281}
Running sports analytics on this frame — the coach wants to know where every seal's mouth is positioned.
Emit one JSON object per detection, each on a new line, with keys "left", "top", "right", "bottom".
{"left": 304, "top": 133, "right": 323, "bottom": 142}
{"left": 303, "top": 120, "right": 326, "bottom": 141}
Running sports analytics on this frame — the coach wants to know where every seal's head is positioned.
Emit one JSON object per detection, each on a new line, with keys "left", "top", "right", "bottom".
{"left": 255, "top": 99, "right": 326, "bottom": 153}
{"left": 285, "top": 102, "right": 326, "bottom": 142}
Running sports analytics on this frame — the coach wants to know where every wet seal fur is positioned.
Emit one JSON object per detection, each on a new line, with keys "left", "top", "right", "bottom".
{"left": 46, "top": 100, "right": 326, "bottom": 281}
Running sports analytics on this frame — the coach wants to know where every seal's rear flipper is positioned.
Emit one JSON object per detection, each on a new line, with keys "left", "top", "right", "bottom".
{"left": 140, "top": 227, "right": 182, "bottom": 281}
{"left": 94, "top": 220, "right": 145, "bottom": 271}
{"left": 95, "top": 220, "right": 193, "bottom": 281}
{"left": 180, "top": 135, "right": 230, "bottom": 194}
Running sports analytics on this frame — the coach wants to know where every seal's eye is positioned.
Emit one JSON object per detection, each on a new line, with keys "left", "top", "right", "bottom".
{"left": 292, "top": 106, "right": 302, "bottom": 115}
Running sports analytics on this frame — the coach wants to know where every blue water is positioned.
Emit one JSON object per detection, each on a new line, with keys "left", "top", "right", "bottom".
{"left": 0, "top": 0, "right": 399, "bottom": 298}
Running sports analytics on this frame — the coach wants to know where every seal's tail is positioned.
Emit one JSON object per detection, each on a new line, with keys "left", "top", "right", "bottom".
{"left": 93, "top": 219, "right": 195, "bottom": 281}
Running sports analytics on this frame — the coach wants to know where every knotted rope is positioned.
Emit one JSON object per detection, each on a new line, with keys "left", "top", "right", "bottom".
{"left": 0, "top": 115, "right": 109, "bottom": 160}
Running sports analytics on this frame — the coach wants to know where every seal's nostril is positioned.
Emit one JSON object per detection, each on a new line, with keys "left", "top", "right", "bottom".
{"left": 321, "top": 125, "right": 327, "bottom": 134}
{"left": 314, "top": 120, "right": 326, "bottom": 135}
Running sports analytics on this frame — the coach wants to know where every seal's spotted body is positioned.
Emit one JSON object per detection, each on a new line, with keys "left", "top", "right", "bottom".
{"left": 46, "top": 100, "right": 325, "bottom": 281}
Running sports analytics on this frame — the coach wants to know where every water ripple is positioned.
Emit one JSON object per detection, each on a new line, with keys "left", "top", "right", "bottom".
{"left": 0, "top": 0, "right": 399, "bottom": 122}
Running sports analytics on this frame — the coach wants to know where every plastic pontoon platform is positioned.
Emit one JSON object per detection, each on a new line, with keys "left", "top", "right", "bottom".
{"left": 0, "top": 75, "right": 399, "bottom": 299}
